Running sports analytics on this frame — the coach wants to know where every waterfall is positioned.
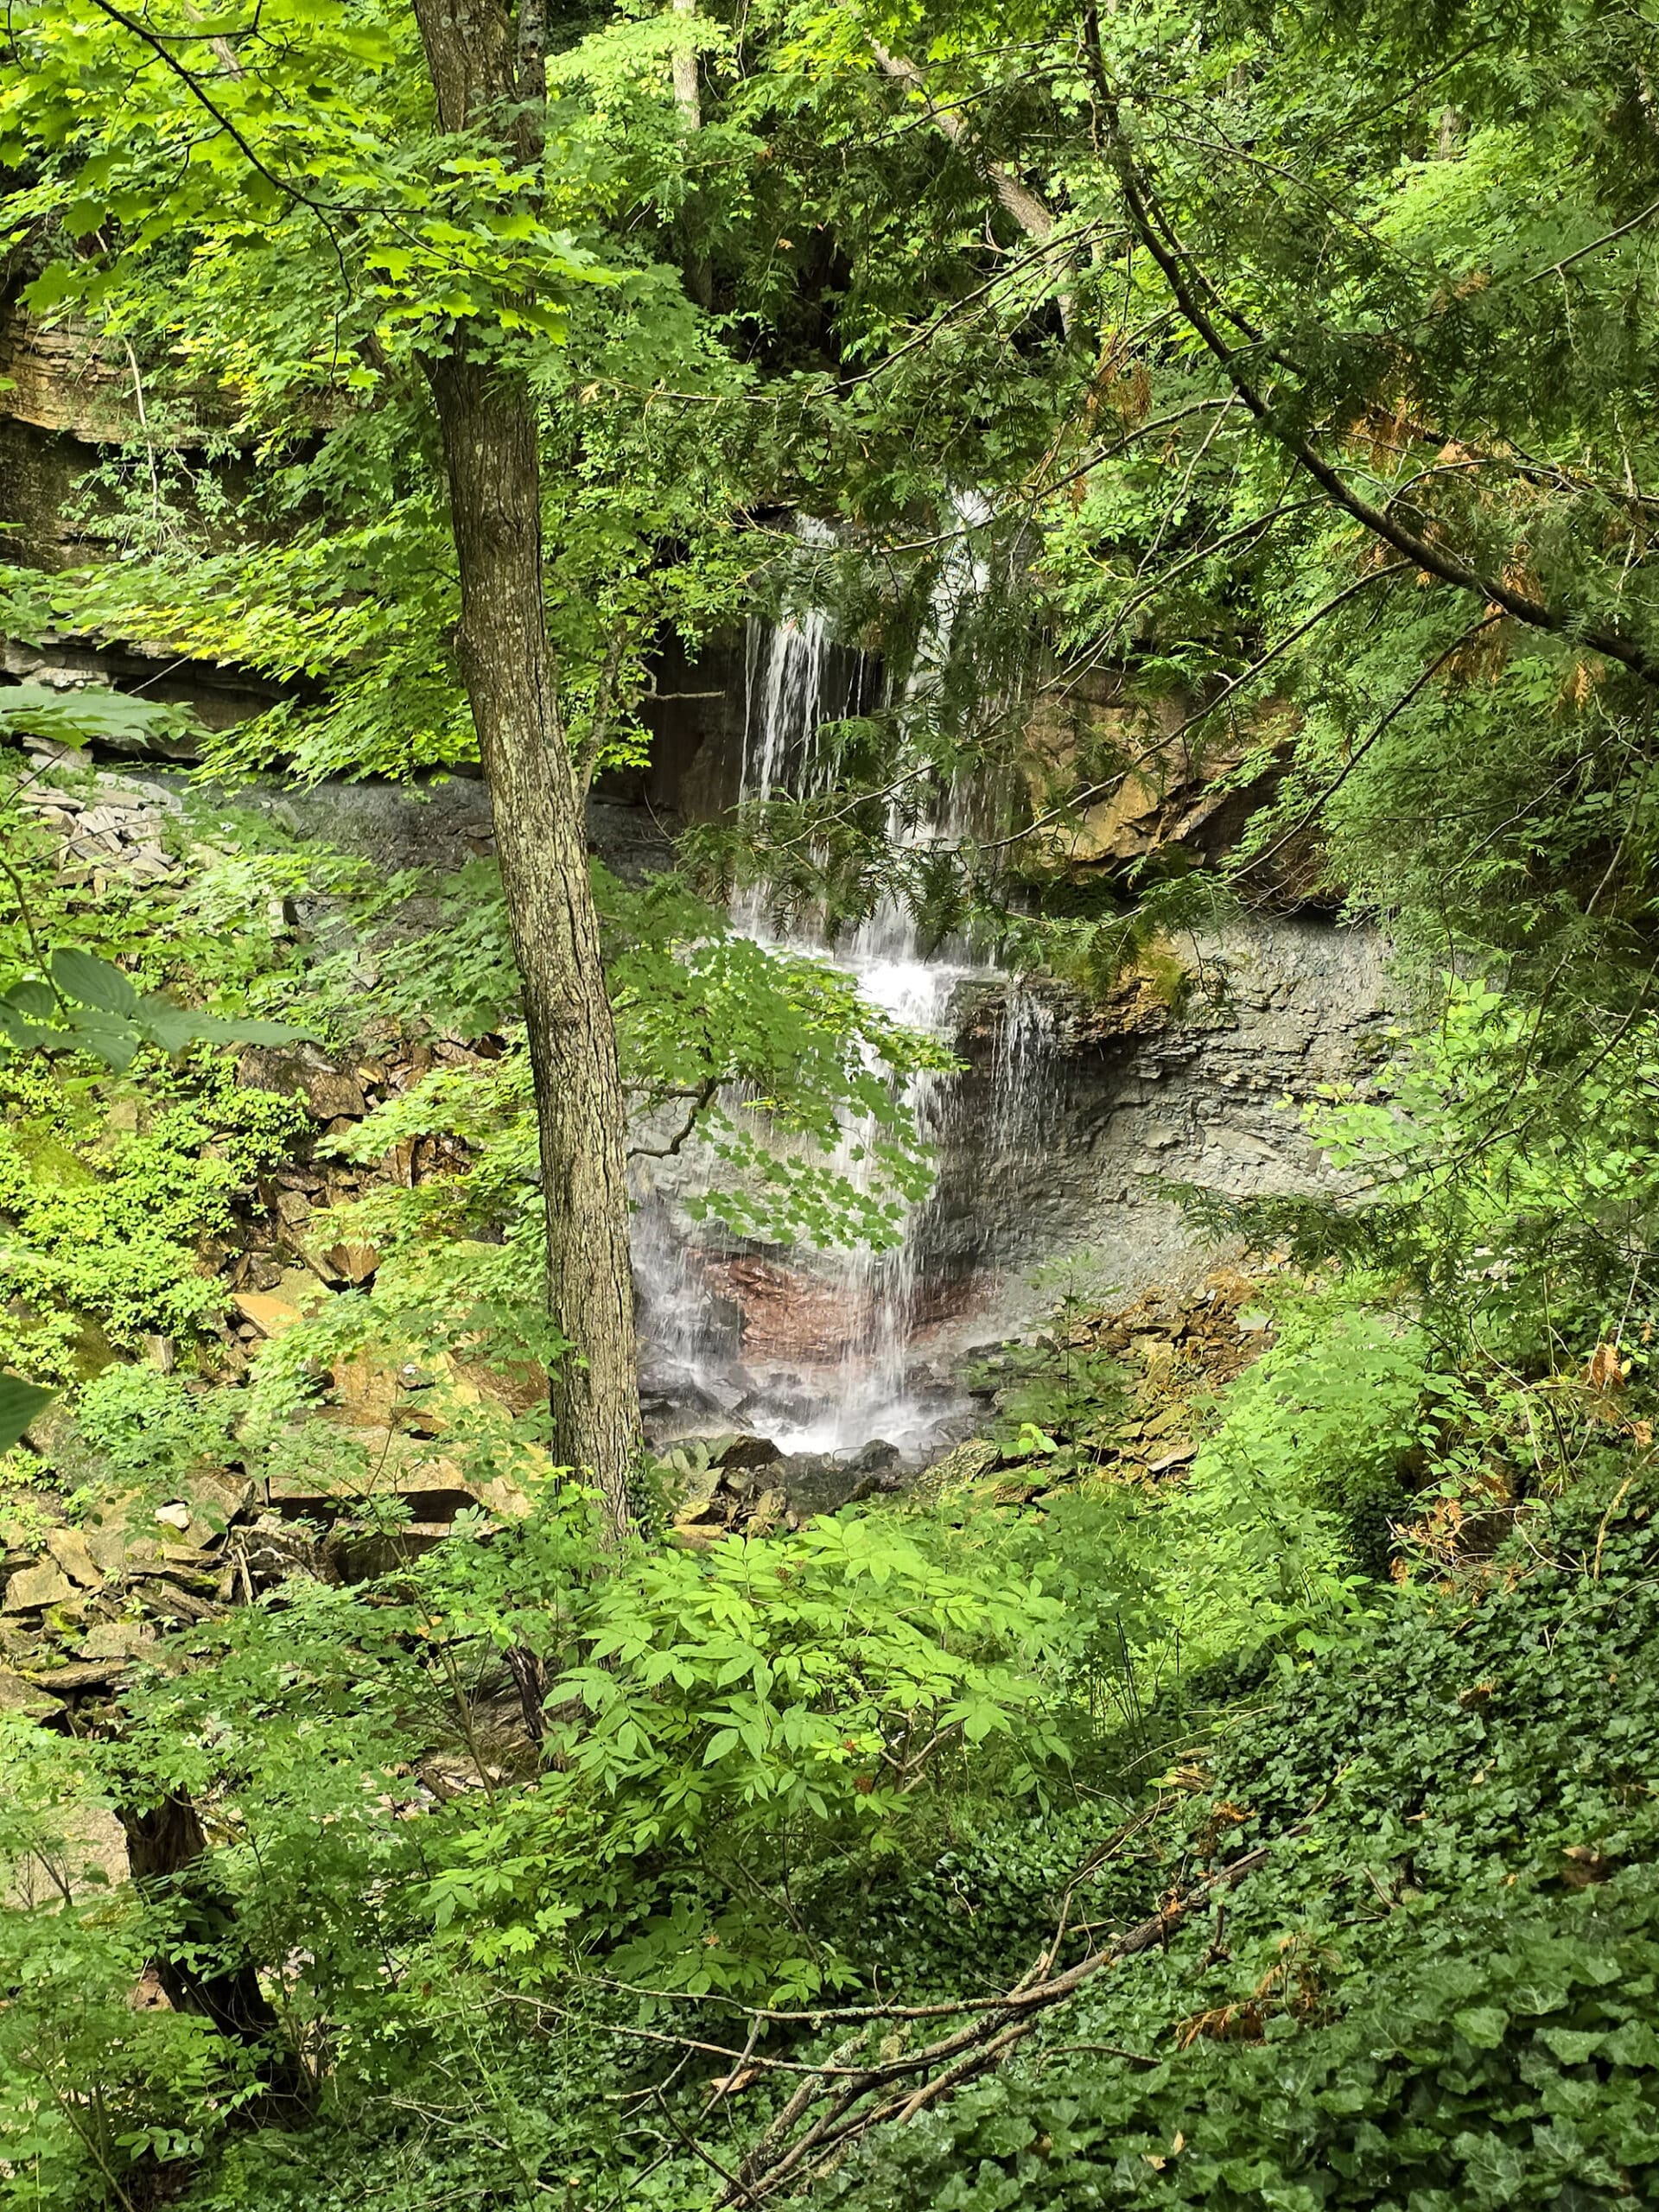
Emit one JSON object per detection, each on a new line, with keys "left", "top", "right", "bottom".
{"left": 636, "top": 512, "right": 1052, "bottom": 1460}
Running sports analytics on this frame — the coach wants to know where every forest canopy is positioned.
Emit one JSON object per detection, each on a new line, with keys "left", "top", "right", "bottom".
{"left": 3, "top": 1, "right": 1659, "bottom": 2207}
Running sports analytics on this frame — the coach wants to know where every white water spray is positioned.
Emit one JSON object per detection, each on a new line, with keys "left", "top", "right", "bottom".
{"left": 638, "top": 510, "right": 1050, "bottom": 1458}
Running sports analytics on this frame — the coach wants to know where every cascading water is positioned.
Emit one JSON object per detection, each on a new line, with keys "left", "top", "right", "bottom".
{"left": 635, "top": 514, "right": 1052, "bottom": 1460}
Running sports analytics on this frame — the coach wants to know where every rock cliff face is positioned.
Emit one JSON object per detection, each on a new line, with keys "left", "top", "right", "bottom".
{"left": 633, "top": 913, "right": 1389, "bottom": 1450}
{"left": 1019, "top": 664, "right": 1290, "bottom": 872}
{"left": 6, "top": 724, "right": 1389, "bottom": 1464}
{"left": 1, "top": 322, "right": 1390, "bottom": 1448}
{"left": 925, "top": 916, "right": 1389, "bottom": 1330}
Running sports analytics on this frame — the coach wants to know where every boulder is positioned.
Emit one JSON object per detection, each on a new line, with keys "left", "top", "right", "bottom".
{"left": 232, "top": 1291, "right": 307, "bottom": 1340}
{"left": 238, "top": 1044, "right": 365, "bottom": 1122}
{"left": 918, "top": 1438, "right": 1001, "bottom": 1491}
{"left": 779, "top": 1440, "right": 903, "bottom": 1521}
{"left": 84, "top": 1523, "right": 137, "bottom": 1577}
{"left": 29, "top": 1658, "right": 130, "bottom": 1694}
{"left": 711, "top": 1433, "right": 784, "bottom": 1472}
{"left": 234, "top": 1516, "right": 334, "bottom": 1591}
{"left": 44, "top": 1528, "right": 104, "bottom": 1590}
{"left": 670, "top": 1461, "right": 725, "bottom": 1527}
{"left": 1147, "top": 1441, "right": 1197, "bottom": 1473}
{"left": 0, "top": 1669, "right": 66, "bottom": 1719}
{"left": 3, "top": 1561, "right": 74, "bottom": 1612}
{"left": 845, "top": 1440, "right": 906, "bottom": 1502}
{"left": 78, "top": 1623, "right": 158, "bottom": 1661}
{"left": 326, "top": 1523, "right": 454, "bottom": 1582}
{"left": 137, "top": 1582, "right": 219, "bottom": 1624}
{"left": 746, "top": 1487, "right": 788, "bottom": 1536}
{"left": 321, "top": 1239, "right": 379, "bottom": 1284}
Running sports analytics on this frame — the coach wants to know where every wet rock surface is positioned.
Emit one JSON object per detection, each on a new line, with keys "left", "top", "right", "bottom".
{"left": 638, "top": 918, "right": 1387, "bottom": 1459}
{"left": 658, "top": 1431, "right": 912, "bottom": 1543}
{"left": 654, "top": 1268, "right": 1280, "bottom": 1538}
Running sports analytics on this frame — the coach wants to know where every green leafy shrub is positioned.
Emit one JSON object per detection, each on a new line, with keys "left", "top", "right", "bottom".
{"left": 0, "top": 1060, "right": 305, "bottom": 1378}
{"left": 0, "top": 1720, "right": 262, "bottom": 2211}
{"left": 0, "top": 945, "right": 305, "bottom": 1073}
{"left": 425, "top": 1509, "right": 1078, "bottom": 2001}
{"left": 67, "top": 1363, "right": 241, "bottom": 1493}
{"left": 1165, "top": 1278, "right": 1463, "bottom": 1652}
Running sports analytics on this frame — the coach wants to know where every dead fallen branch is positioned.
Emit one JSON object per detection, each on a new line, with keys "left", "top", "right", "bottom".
{"left": 721, "top": 1822, "right": 1304, "bottom": 2202}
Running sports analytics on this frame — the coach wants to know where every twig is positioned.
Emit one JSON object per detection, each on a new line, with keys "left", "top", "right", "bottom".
{"left": 1232, "top": 608, "right": 1505, "bottom": 885}
{"left": 1537, "top": 195, "right": 1659, "bottom": 279}
{"left": 654, "top": 2088, "right": 767, "bottom": 2208}
{"left": 974, "top": 560, "right": 1410, "bottom": 858}
{"left": 629, "top": 1076, "right": 721, "bottom": 1160}
{"left": 0, "top": 849, "right": 69, "bottom": 1011}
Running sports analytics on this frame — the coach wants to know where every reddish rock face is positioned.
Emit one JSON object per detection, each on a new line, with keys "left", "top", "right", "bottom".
{"left": 700, "top": 1254, "right": 979, "bottom": 1367}
{"left": 701, "top": 1257, "right": 868, "bottom": 1363}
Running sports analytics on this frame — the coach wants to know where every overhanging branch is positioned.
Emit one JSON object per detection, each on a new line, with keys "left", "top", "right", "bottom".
{"left": 1098, "top": 108, "right": 1659, "bottom": 692}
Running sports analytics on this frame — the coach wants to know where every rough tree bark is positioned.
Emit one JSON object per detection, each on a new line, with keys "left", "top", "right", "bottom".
{"left": 411, "top": 0, "right": 641, "bottom": 1537}
{"left": 671, "top": 0, "right": 700, "bottom": 128}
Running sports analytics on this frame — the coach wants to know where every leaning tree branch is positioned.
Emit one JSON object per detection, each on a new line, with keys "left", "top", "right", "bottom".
{"left": 628, "top": 1076, "right": 721, "bottom": 1160}
{"left": 1097, "top": 107, "right": 1659, "bottom": 691}
{"left": 871, "top": 42, "right": 1055, "bottom": 241}
{"left": 871, "top": 42, "right": 1072, "bottom": 329}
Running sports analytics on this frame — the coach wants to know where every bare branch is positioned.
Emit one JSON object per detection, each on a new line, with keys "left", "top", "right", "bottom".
{"left": 629, "top": 1077, "right": 721, "bottom": 1160}
{"left": 722, "top": 1819, "right": 1312, "bottom": 2202}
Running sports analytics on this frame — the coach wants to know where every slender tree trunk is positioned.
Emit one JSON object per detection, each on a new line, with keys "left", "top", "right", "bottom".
{"left": 671, "top": 0, "right": 712, "bottom": 308}
{"left": 412, "top": 0, "right": 640, "bottom": 1537}
{"left": 671, "top": 0, "right": 700, "bottom": 129}
{"left": 870, "top": 42, "right": 1071, "bottom": 330}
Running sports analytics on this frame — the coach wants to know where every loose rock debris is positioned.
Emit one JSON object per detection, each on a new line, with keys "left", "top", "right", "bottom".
{"left": 15, "top": 740, "right": 185, "bottom": 890}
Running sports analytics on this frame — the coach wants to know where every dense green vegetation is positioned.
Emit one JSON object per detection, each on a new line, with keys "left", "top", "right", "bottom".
{"left": 3, "top": 0, "right": 1659, "bottom": 2205}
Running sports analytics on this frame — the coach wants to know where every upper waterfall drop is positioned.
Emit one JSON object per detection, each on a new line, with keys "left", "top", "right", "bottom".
{"left": 633, "top": 517, "right": 1056, "bottom": 1461}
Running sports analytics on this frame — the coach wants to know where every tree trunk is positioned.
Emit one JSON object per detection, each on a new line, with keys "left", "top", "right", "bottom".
{"left": 121, "top": 1791, "right": 309, "bottom": 2112}
{"left": 671, "top": 0, "right": 712, "bottom": 308}
{"left": 870, "top": 42, "right": 1071, "bottom": 332}
{"left": 412, "top": 0, "right": 641, "bottom": 1538}
{"left": 671, "top": 0, "right": 700, "bottom": 130}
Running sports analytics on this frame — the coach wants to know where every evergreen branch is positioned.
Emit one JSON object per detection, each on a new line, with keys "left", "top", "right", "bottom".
{"left": 869, "top": 42, "right": 1057, "bottom": 244}
{"left": 1097, "top": 107, "right": 1659, "bottom": 691}
{"left": 870, "top": 41, "right": 1072, "bottom": 330}
{"left": 1232, "top": 607, "right": 1506, "bottom": 887}
{"left": 1537, "top": 193, "right": 1659, "bottom": 280}
{"left": 975, "top": 558, "right": 1411, "bottom": 857}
